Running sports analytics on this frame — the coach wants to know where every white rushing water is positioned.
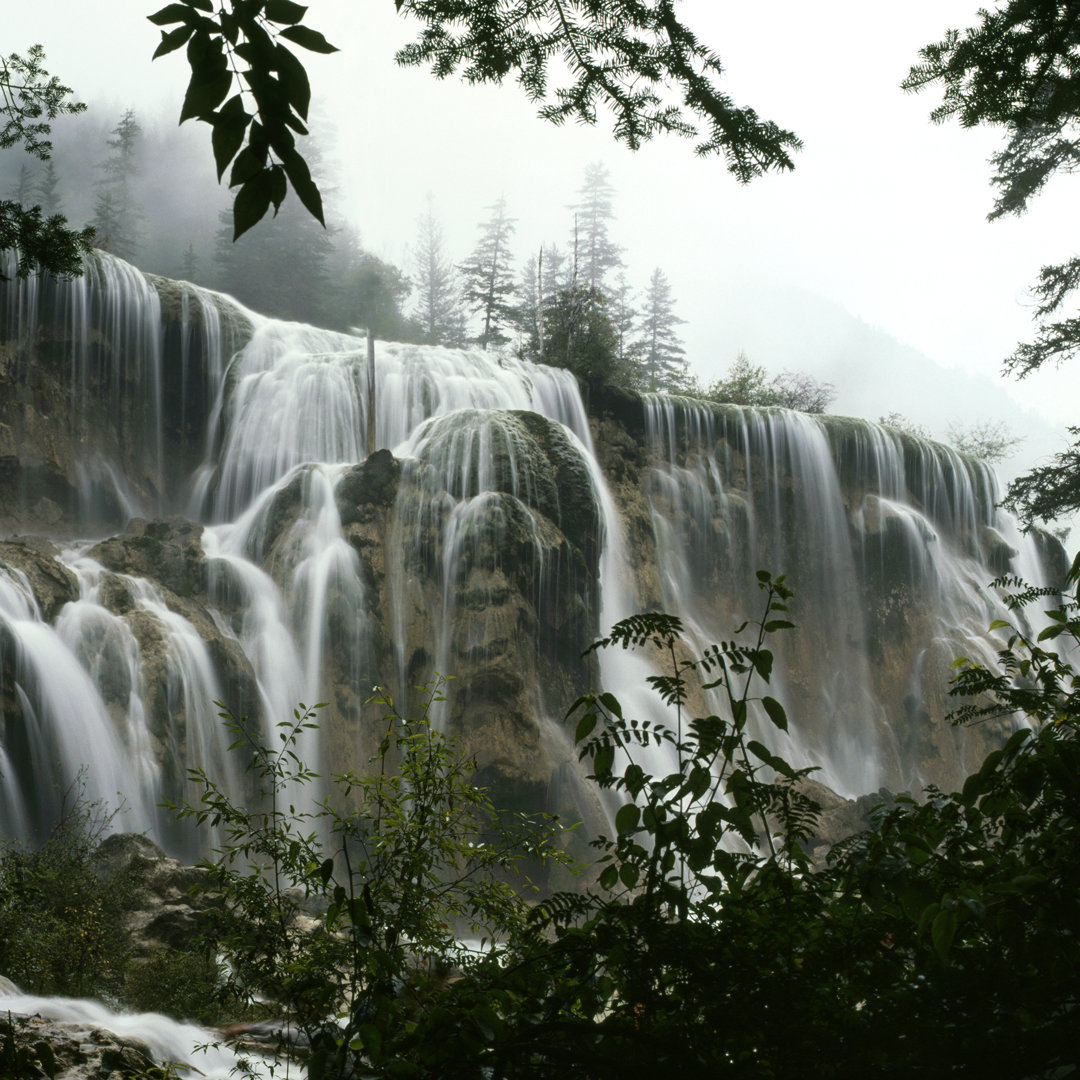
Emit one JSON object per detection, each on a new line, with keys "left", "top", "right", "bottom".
{"left": 0, "top": 253, "right": 1062, "bottom": 847}
{"left": 0, "top": 977, "right": 266, "bottom": 1079}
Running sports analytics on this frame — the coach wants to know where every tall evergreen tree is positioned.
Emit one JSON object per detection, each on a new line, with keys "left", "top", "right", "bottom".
{"left": 93, "top": 109, "right": 143, "bottom": 261}
{"left": 609, "top": 270, "right": 640, "bottom": 382}
{"left": 8, "top": 161, "right": 33, "bottom": 204}
{"left": 459, "top": 196, "right": 517, "bottom": 350}
{"left": 512, "top": 253, "right": 543, "bottom": 361}
{"left": 568, "top": 162, "right": 622, "bottom": 293}
{"left": 212, "top": 196, "right": 332, "bottom": 323}
{"left": 410, "top": 198, "right": 466, "bottom": 347}
{"left": 636, "top": 268, "right": 687, "bottom": 391}
{"left": 34, "top": 159, "right": 61, "bottom": 215}
{"left": 179, "top": 242, "right": 200, "bottom": 283}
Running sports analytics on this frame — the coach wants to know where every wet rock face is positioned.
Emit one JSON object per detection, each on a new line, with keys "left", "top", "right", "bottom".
{"left": 89, "top": 518, "right": 207, "bottom": 600}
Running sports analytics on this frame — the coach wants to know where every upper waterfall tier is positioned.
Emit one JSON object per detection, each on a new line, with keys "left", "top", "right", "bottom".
{"left": 0, "top": 252, "right": 1067, "bottom": 852}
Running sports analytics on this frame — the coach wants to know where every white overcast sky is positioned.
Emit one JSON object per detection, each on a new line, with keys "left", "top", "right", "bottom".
{"left": 8, "top": 0, "right": 1080, "bottom": 445}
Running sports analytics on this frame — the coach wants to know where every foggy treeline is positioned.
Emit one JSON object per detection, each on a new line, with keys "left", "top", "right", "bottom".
{"left": 0, "top": 107, "right": 697, "bottom": 393}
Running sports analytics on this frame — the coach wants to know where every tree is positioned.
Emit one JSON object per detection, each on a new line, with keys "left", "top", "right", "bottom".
{"left": 945, "top": 419, "right": 1024, "bottom": 464}
{"left": 148, "top": 0, "right": 802, "bottom": 242}
{"left": 34, "top": 159, "right": 61, "bottom": 215}
{"left": 459, "top": 196, "right": 517, "bottom": 350}
{"left": 702, "top": 350, "right": 778, "bottom": 406}
{"left": 905, "top": 1, "right": 1080, "bottom": 522}
{"left": 410, "top": 199, "right": 466, "bottom": 347}
{"left": 569, "top": 162, "right": 622, "bottom": 294}
{"left": 878, "top": 412, "right": 932, "bottom": 439}
{"left": 635, "top": 267, "right": 686, "bottom": 391}
{"left": 93, "top": 109, "right": 143, "bottom": 261}
{"left": 0, "top": 44, "right": 92, "bottom": 277}
{"left": 609, "top": 270, "right": 640, "bottom": 380}
{"left": 345, "top": 251, "right": 414, "bottom": 341}
{"left": 543, "top": 283, "right": 621, "bottom": 382}
{"left": 171, "top": 686, "right": 568, "bottom": 1080}
{"left": 770, "top": 369, "right": 836, "bottom": 413}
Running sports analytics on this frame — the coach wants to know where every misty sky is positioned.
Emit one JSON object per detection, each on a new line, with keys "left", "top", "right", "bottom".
{"left": 8, "top": 1, "right": 1079, "bottom": 469}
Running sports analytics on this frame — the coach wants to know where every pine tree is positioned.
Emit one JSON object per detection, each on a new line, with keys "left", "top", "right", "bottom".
{"left": 568, "top": 162, "right": 622, "bottom": 293}
{"left": 8, "top": 162, "right": 34, "bottom": 205}
{"left": 609, "top": 270, "right": 640, "bottom": 383}
{"left": 512, "top": 253, "right": 543, "bottom": 361}
{"left": 636, "top": 268, "right": 687, "bottom": 391}
{"left": 459, "top": 196, "right": 517, "bottom": 350}
{"left": 410, "top": 198, "right": 466, "bottom": 347}
{"left": 93, "top": 109, "right": 143, "bottom": 261}
{"left": 179, "top": 242, "right": 200, "bottom": 282}
{"left": 35, "top": 160, "right": 61, "bottom": 215}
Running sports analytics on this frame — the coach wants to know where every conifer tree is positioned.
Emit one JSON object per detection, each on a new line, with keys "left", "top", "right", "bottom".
{"left": 512, "top": 253, "right": 543, "bottom": 361}
{"left": 179, "top": 242, "right": 199, "bottom": 282}
{"left": 636, "top": 268, "right": 686, "bottom": 390}
{"left": 459, "top": 196, "right": 517, "bottom": 350}
{"left": 93, "top": 109, "right": 143, "bottom": 261}
{"left": 410, "top": 198, "right": 466, "bottom": 347}
{"left": 568, "top": 162, "right": 622, "bottom": 293}
{"left": 35, "top": 160, "right": 61, "bottom": 215}
{"left": 609, "top": 270, "right": 641, "bottom": 383}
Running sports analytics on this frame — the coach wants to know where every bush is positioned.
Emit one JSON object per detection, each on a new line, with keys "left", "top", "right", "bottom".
{"left": 0, "top": 785, "right": 137, "bottom": 1000}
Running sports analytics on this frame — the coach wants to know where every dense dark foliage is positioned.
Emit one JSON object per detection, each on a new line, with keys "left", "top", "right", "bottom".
{"left": 907, "top": 0, "right": 1080, "bottom": 523}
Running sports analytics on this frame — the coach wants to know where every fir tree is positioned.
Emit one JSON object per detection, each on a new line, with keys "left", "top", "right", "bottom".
{"left": 609, "top": 270, "right": 640, "bottom": 382}
{"left": 569, "top": 162, "right": 622, "bottom": 293}
{"left": 179, "top": 242, "right": 200, "bottom": 283}
{"left": 459, "top": 196, "right": 517, "bottom": 350}
{"left": 93, "top": 109, "right": 143, "bottom": 261}
{"left": 636, "top": 268, "right": 686, "bottom": 391}
{"left": 35, "top": 160, "right": 61, "bottom": 215}
{"left": 512, "top": 253, "right": 543, "bottom": 361}
{"left": 410, "top": 197, "right": 466, "bottom": 347}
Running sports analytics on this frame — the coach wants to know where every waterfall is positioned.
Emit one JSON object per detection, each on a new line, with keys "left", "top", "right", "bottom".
{"left": 0, "top": 253, "right": 1066, "bottom": 852}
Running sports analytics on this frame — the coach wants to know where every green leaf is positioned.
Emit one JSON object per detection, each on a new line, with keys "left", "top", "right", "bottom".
{"left": 279, "top": 146, "right": 325, "bottom": 224}
{"left": 598, "top": 691, "right": 623, "bottom": 718}
{"left": 275, "top": 43, "right": 312, "bottom": 119}
{"left": 931, "top": 907, "right": 958, "bottom": 964}
{"left": 266, "top": 0, "right": 309, "bottom": 24}
{"left": 763, "top": 619, "right": 795, "bottom": 633}
{"left": 148, "top": 3, "right": 198, "bottom": 26}
{"left": 233, "top": 169, "right": 274, "bottom": 240}
{"left": 279, "top": 24, "right": 340, "bottom": 54}
{"left": 211, "top": 95, "right": 250, "bottom": 180}
{"left": 750, "top": 648, "right": 774, "bottom": 682}
{"left": 593, "top": 744, "right": 615, "bottom": 777}
{"left": 619, "top": 862, "right": 639, "bottom": 888}
{"left": 229, "top": 143, "right": 266, "bottom": 186}
{"left": 180, "top": 68, "right": 232, "bottom": 122}
{"left": 761, "top": 695, "right": 788, "bottom": 732}
{"left": 599, "top": 864, "right": 618, "bottom": 890}
{"left": 574, "top": 711, "right": 597, "bottom": 744}
{"left": 614, "top": 803, "right": 640, "bottom": 834}
{"left": 154, "top": 24, "right": 196, "bottom": 59}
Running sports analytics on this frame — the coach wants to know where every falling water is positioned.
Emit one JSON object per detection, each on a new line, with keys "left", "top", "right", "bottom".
{"left": 0, "top": 254, "right": 1066, "bottom": 853}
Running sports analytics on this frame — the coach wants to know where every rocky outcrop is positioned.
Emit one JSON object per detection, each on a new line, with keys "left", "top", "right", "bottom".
{"left": 0, "top": 256, "right": 253, "bottom": 536}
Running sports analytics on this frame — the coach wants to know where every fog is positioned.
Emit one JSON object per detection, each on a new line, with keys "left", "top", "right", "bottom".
{"left": 5, "top": 0, "right": 1078, "bottom": 503}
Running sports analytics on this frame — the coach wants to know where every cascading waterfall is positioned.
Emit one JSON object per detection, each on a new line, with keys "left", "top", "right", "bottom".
{"left": 638, "top": 396, "right": 1053, "bottom": 795}
{"left": 0, "top": 252, "right": 1066, "bottom": 855}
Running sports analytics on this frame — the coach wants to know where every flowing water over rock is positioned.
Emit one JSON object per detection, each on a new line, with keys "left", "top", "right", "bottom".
{"left": 0, "top": 252, "right": 1066, "bottom": 849}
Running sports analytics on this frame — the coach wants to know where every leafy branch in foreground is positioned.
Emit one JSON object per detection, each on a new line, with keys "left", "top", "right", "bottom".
{"left": 0, "top": 46, "right": 93, "bottom": 278}
{"left": 904, "top": 0, "right": 1080, "bottom": 524}
{"left": 171, "top": 680, "right": 570, "bottom": 1080}
{"left": 395, "top": 0, "right": 802, "bottom": 180}
{"left": 150, "top": 1, "right": 801, "bottom": 242}
{"left": 148, "top": 0, "right": 339, "bottom": 240}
